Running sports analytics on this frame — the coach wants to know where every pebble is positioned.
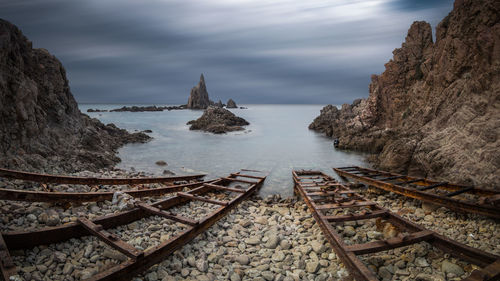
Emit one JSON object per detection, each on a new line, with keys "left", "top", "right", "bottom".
{"left": 441, "top": 260, "right": 464, "bottom": 276}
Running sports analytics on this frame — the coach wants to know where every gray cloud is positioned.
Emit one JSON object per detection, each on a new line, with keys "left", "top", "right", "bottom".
{"left": 1, "top": 0, "right": 454, "bottom": 104}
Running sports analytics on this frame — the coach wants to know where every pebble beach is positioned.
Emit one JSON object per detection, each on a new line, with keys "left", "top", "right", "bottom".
{"left": 1, "top": 169, "right": 498, "bottom": 281}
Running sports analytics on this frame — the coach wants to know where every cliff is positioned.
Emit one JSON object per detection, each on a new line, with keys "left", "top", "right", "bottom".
{"left": 0, "top": 19, "right": 150, "bottom": 173}
{"left": 309, "top": 0, "right": 500, "bottom": 187}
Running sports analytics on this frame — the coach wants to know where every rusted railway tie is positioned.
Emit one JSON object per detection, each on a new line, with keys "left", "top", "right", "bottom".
{"left": 333, "top": 166, "right": 500, "bottom": 219}
{"left": 0, "top": 170, "right": 266, "bottom": 281}
{"left": 292, "top": 170, "right": 500, "bottom": 281}
{"left": 0, "top": 180, "right": 214, "bottom": 203}
{"left": 0, "top": 167, "right": 205, "bottom": 185}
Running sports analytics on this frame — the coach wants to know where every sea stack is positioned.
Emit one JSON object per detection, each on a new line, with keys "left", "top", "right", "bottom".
{"left": 187, "top": 74, "right": 211, "bottom": 109}
{"left": 187, "top": 107, "right": 249, "bottom": 134}
{"left": 226, "top": 99, "right": 237, "bottom": 108}
{"left": 309, "top": 0, "right": 500, "bottom": 187}
{"left": 0, "top": 19, "right": 150, "bottom": 173}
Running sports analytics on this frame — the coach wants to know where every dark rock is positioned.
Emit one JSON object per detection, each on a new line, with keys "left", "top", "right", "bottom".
{"left": 187, "top": 107, "right": 249, "bottom": 134}
{"left": 0, "top": 19, "right": 150, "bottom": 173}
{"left": 226, "top": 99, "right": 237, "bottom": 108}
{"left": 187, "top": 74, "right": 211, "bottom": 109}
{"left": 309, "top": 0, "right": 500, "bottom": 187}
{"left": 155, "top": 160, "right": 167, "bottom": 166}
{"left": 215, "top": 100, "right": 224, "bottom": 108}
{"left": 143, "top": 130, "right": 153, "bottom": 133}
{"left": 87, "top": 109, "right": 108, "bottom": 112}
{"left": 110, "top": 105, "right": 165, "bottom": 112}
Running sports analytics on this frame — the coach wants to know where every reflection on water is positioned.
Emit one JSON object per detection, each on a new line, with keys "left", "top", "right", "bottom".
{"left": 79, "top": 104, "right": 369, "bottom": 197}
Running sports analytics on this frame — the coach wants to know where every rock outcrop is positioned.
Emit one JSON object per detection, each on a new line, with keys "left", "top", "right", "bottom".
{"left": 0, "top": 19, "right": 150, "bottom": 173}
{"left": 187, "top": 107, "right": 249, "bottom": 134}
{"left": 226, "top": 99, "right": 237, "bottom": 108}
{"left": 187, "top": 74, "right": 212, "bottom": 109}
{"left": 309, "top": 0, "right": 500, "bottom": 187}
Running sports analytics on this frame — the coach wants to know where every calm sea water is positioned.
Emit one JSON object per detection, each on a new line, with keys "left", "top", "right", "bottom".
{"left": 79, "top": 104, "right": 369, "bottom": 197}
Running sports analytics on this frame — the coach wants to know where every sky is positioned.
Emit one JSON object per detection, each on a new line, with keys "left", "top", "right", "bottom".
{"left": 1, "top": 0, "right": 454, "bottom": 105}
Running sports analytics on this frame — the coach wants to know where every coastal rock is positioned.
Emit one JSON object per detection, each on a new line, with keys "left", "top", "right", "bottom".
{"left": 309, "top": 0, "right": 500, "bottom": 187}
{"left": 226, "top": 99, "right": 237, "bottom": 108}
{"left": 187, "top": 107, "right": 249, "bottom": 134}
{"left": 0, "top": 19, "right": 150, "bottom": 173}
{"left": 187, "top": 74, "right": 211, "bottom": 109}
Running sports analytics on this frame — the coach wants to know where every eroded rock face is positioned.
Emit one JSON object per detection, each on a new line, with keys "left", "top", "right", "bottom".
{"left": 0, "top": 19, "right": 150, "bottom": 173}
{"left": 309, "top": 0, "right": 500, "bottom": 187}
{"left": 187, "top": 74, "right": 211, "bottom": 109}
{"left": 187, "top": 107, "right": 249, "bottom": 134}
{"left": 226, "top": 99, "right": 237, "bottom": 108}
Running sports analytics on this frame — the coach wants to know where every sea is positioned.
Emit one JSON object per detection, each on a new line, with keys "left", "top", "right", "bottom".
{"left": 78, "top": 104, "right": 369, "bottom": 197}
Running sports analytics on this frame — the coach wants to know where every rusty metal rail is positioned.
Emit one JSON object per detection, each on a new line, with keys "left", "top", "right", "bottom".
{"left": 0, "top": 180, "right": 215, "bottom": 203}
{"left": 0, "top": 167, "right": 205, "bottom": 185}
{"left": 0, "top": 170, "right": 266, "bottom": 281}
{"left": 293, "top": 170, "right": 500, "bottom": 281}
{"left": 333, "top": 166, "right": 500, "bottom": 219}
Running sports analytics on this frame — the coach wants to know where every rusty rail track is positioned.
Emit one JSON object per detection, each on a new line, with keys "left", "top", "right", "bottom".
{"left": 0, "top": 180, "right": 215, "bottom": 203}
{"left": 0, "top": 167, "right": 205, "bottom": 185}
{"left": 0, "top": 170, "right": 266, "bottom": 281}
{"left": 334, "top": 166, "right": 500, "bottom": 219}
{"left": 293, "top": 170, "right": 500, "bottom": 281}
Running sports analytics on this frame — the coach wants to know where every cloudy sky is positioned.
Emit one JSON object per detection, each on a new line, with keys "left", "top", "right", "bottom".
{"left": 1, "top": 0, "right": 453, "bottom": 104}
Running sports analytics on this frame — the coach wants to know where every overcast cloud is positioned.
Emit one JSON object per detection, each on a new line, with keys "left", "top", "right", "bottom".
{"left": 1, "top": 0, "right": 453, "bottom": 104}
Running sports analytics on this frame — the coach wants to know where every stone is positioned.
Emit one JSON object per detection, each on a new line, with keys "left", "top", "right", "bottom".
{"left": 255, "top": 217, "right": 268, "bottom": 225}
{"left": 235, "top": 255, "right": 250, "bottom": 265}
{"left": 103, "top": 249, "right": 127, "bottom": 262}
{"left": 306, "top": 261, "right": 320, "bottom": 273}
{"left": 311, "top": 240, "right": 325, "bottom": 254}
{"left": 155, "top": 161, "right": 167, "bottom": 166}
{"left": 343, "top": 226, "right": 356, "bottom": 237}
{"left": 280, "top": 240, "right": 291, "bottom": 250}
{"left": 145, "top": 271, "right": 158, "bottom": 281}
{"left": 261, "top": 271, "right": 274, "bottom": 281}
{"left": 415, "top": 257, "right": 429, "bottom": 267}
{"left": 245, "top": 236, "right": 261, "bottom": 245}
{"left": 196, "top": 259, "right": 208, "bottom": 272}
{"left": 271, "top": 251, "right": 286, "bottom": 262}
{"left": 181, "top": 268, "right": 190, "bottom": 277}
{"left": 441, "top": 260, "right": 464, "bottom": 276}
{"left": 230, "top": 272, "right": 241, "bottom": 281}
{"left": 264, "top": 235, "right": 280, "bottom": 249}
{"left": 378, "top": 266, "right": 393, "bottom": 280}
{"left": 62, "top": 263, "right": 74, "bottom": 275}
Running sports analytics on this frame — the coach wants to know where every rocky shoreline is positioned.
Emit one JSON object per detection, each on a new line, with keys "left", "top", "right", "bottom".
{"left": 309, "top": 0, "right": 500, "bottom": 188}
{"left": 1, "top": 169, "right": 498, "bottom": 281}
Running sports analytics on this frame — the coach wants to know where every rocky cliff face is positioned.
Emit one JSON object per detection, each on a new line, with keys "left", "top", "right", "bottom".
{"left": 187, "top": 74, "right": 212, "bottom": 109}
{"left": 0, "top": 19, "right": 150, "bottom": 173}
{"left": 310, "top": 0, "right": 500, "bottom": 187}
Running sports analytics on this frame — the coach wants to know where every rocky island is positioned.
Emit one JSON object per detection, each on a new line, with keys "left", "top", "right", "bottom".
{"left": 0, "top": 19, "right": 150, "bottom": 173}
{"left": 309, "top": 0, "right": 500, "bottom": 187}
{"left": 187, "top": 107, "right": 249, "bottom": 134}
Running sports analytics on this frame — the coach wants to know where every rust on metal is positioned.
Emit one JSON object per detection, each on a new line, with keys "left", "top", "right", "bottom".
{"left": 0, "top": 180, "right": 213, "bottom": 203}
{"left": 1, "top": 170, "right": 266, "bottom": 280}
{"left": 334, "top": 166, "right": 500, "bottom": 219}
{"left": 0, "top": 167, "right": 205, "bottom": 185}
{"left": 293, "top": 170, "right": 500, "bottom": 281}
